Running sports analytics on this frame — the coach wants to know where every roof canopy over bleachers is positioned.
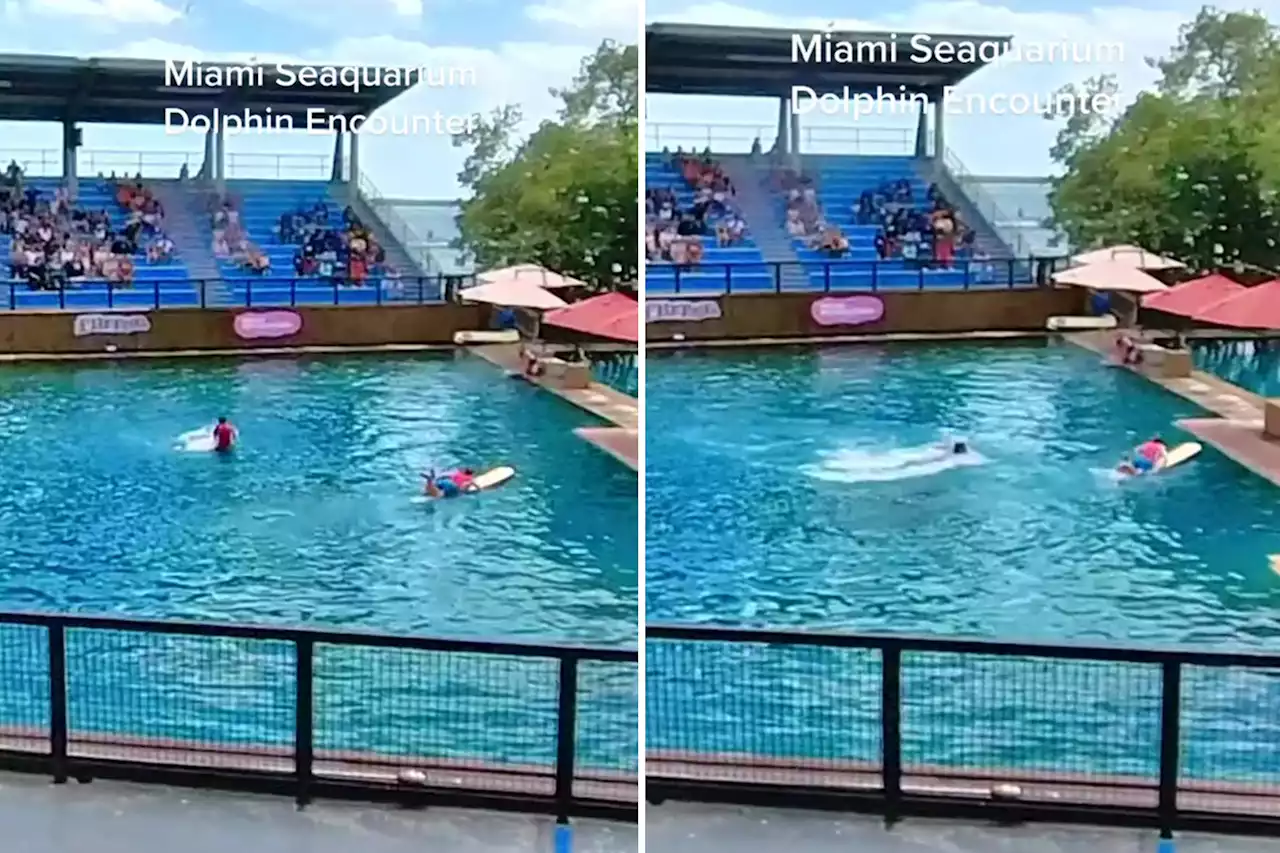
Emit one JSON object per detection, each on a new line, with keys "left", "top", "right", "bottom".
{"left": 645, "top": 23, "right": 1009, "bottom": 98}
{"left": 0, "top": 54, "right": 411, "bottom": 124}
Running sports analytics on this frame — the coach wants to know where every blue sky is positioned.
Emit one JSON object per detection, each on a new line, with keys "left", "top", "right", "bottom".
{"left": 0, "top": 0, "right": 636, "bottom": 197}
{"left": 644, "top": 0, "right": 1277, "bottom": 176}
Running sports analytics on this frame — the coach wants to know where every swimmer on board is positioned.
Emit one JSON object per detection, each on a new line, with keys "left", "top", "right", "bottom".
{"left": 212, "top": 416, "right": 238, "bottom": 452}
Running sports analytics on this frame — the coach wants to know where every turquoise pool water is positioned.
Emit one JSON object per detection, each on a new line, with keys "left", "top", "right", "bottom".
{"left": 0, "top": 354, "right": 637, "bottom": 767}
{"left": 646, "top": 341, "right": 1280, "bottom": 778}
{"left": 1195, "top": 338, "right": 1280, "bottom": 397}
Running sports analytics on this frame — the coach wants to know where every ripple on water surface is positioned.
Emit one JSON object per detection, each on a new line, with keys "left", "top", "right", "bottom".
{"left": 646, "top": 342, "right": 1280, "bottom": 776}
{"left": 0, "top": 355, "right": 638, "bottom": 767}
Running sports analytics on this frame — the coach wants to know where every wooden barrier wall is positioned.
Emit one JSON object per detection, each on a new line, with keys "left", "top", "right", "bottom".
{"left": 0, "top": 304, "right": 487, "bottom": 355}
{"left": 645, "top": 288, "right": 1087, "bottom": 342}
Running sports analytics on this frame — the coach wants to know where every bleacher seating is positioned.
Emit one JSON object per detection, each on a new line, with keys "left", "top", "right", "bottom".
{"left": 214, "top": 180, "right": 435, "bottom": 306}
{"left": 644, "top": 154, "right": 774, "bottom": 294}
{"left": 3, "top": 178, "right": 199, "bottom": 311}
{"left": 791, "top": 156, "right": 973, "bottom": 290}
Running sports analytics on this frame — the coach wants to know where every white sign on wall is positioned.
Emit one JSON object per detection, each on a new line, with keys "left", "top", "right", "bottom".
{"left": 645, "top": 299, "right": 723, "bottom": 323}
{"left": 72, "top": 314, "right": 152, "bottom": 337}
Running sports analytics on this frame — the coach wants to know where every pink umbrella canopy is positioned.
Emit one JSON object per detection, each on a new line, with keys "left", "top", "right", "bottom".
{"left": 1052, "top": 261, "right": 1170, "bottom": 293}
{"left": 458, "top": 280, "right": 567, "bottom": 310}
{"left": 1141, "top": 273, "right": 1246, "bottom": 316}
{"left": 542, "top": 292, "right": 638, "bottom": 342}
{"left": 1071, "top": 245, "right": 1185, "bottom": 271}
{"left": 477, "top": 264, "right": 585, "bottom": 290}
{"left": 1193, "top": 280, "right": 1280, "bottom": 329}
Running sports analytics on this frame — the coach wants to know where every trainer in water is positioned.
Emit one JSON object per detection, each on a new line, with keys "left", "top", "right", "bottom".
{"left": 1116, "top": 435, "right": 1168, "bottom": 476}
{"left": 422, "top": 467, "right": 477, "bottom": 498}
{"left": 212, "top": 416, "right": 238, "bottom": 452}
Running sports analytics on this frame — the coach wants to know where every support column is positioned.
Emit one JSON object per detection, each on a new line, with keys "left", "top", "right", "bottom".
{"left": 933, "top": 99, "right": 946, "bottom": 160}
{"left": 775, "top": 97, "right": 789, "bottom": 155}
{"left": 61, "top": 119, "right": 80, "bottom": 201}
{"left": 348, "top": 130, "right": 360, "bottom": 187}
{"left": 199, "top": 127, "right": 214, "bottom": 180}
{"left": 215, "top": 125, "right": 226, "bottom": 194}
{"left": 789, "top": 110, "right": 801, "bottom": 155}
{"left": 330, "top": 133, "right": 344, "bottom": 183}
{"left": 914, "top": 104, "right": 928, "bottom": 158}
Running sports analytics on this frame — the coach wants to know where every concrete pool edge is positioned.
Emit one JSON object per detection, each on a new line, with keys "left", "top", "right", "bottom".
{"left": 1064, "top": 332, "right": 1280, "bottom": 488}
{"left": 468, "top": 345, "right": 639, "bottom": 471}
{"left": 646, "top": 331, "right": 1050, "bottom": 350}
{"left": 0, "top": 343, "right": 456, "bottom": 363}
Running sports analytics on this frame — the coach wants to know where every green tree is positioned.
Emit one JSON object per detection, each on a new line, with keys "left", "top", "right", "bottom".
{"left": 451, "top": 41, "right": 638, "bottom": 289}
{"left": 1044, "top": 7, "right": 1280, "bottom": 269}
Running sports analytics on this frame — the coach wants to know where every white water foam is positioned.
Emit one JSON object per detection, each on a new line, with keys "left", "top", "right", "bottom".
{"left": 802, "top": 441, "right": 988, "bottom": 484}
{"left": 175, "top": 426, "right": 217, "bottom": 453}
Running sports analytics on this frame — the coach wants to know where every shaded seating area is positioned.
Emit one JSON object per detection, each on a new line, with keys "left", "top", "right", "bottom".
{"left": 4, "top": 177, "right": 199, "bottom": 311}
{"left": 644, "top": 153, "right": 773, "bottom": 294}
{"left": 795, "top": 155, "right": 984, "bottom": 290}
{"left": 211, "top": 180, "right": 435, "bottom": 307}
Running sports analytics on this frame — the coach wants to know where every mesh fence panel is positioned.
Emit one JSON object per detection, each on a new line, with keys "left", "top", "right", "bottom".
{"left": 647, "top": 638, "right": 881, "bottom": 787}
{"left": 65, "top": 629, "right": 296, "bottom": 770}
{"left": 901, "top": 651, "right": 1162, "bottom": 792}
{"left": 312, "top": 644, "right": 560, "bottom": 793}
{"left": 0, "top": 624, "right": 49, "bottom": 752}
{"left": 1180, "top": 663, "right": 1280, "bottom": 815}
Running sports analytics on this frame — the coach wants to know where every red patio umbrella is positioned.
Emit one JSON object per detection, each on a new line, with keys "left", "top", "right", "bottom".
{"left": 1141, "top": 273, "right": 1245, "bottom": 317}
{"left": 1193, "top": 279, "right": 1280, "bottom": 328}
{"left": 542, "top": 292, "right": 638, "bottom": 343}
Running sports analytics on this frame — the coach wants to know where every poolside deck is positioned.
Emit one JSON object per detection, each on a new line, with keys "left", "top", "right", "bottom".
{"left": 471, "top": 345, "right": 638, "bottom": 470}
{"left": 1064, "top": 332, "right": 1280, "bottom": 485}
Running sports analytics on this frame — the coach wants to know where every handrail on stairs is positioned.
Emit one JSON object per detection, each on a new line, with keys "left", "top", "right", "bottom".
{"left": 940, "top": 148, "right": 1027, "bottom": 257}
{"left": 355, "top": 175, "right": 441, "bottom": 276}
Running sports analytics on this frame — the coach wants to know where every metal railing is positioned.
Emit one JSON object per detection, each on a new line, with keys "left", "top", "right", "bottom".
{"left": 940, "top": 147, "right": 1029, "bottom": 257}
{"left": 2, "top": 276, "right": 479, "bottom": 311}
{"left": 647, "top": 624, "right": 1280, "bottom": 836}
{"left": 644, "top": 123, "right": 915, "bottom": 156}
{"left": 644, "top": 258, "right": 1071, "bottom": 294}
{"left": 0, "top": 611, "right": 636, "bottom": 820}
{"left": 1, "top": 149, "right": 330, "bottom": 181}
{"left": 356, "top": 173, "right": 442, "bottom": 276}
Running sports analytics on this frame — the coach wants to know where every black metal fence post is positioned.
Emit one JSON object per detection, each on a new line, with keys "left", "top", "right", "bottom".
{"left": 1158, "top": 660, "right": 1182, "bottom": 835}
{"left": 48, "top": 622, "right": 68, "bottom": 785}
{"left": 881, "top": 645, "right": 903, "bottom": 826}
{"left": 554, "top": 654, "right": 580, "bottom": 820}
{"left": 295, "top": 637, "right": 315, "bottom": 808}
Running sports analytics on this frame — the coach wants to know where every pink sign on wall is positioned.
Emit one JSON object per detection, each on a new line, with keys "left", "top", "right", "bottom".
{"left": 810, "top": 295, "right": 885, "bottom": 327}
{"left": 234, "top": 310, "right": 303, "bottom": 340}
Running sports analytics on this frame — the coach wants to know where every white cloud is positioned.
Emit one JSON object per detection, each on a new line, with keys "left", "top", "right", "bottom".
{"left": 644, "top": 0, "right": 1202, "bottom": 175}
{"left": 525, "top": 0, "right": 639, "bottom": 41}
{"left": 238, "top": 0, "right": 423, "bottom": 29}
{"left": 22, "top": 0, "right": 180, "bottom": 24}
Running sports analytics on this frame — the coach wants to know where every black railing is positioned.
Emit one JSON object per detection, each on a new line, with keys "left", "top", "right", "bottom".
{"left": 646, "top": 624, "right": 1280, "bottom": 837}
{"left": 644, "top": 257, "right": 1073, "bottom": 294}
{"left": 2, "top": 274, "right": 481, "bottom": 311}
{"left": 0, "top": 612, "right": 636, "bottom": 821}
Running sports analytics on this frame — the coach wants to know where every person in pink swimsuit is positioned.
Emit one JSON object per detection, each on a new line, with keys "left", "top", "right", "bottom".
{"left": 1130, "top": 436, "right": 1168, "bottom": 474}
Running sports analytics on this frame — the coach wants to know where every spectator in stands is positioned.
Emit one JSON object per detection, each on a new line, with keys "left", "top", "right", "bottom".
{"left": 717, "top": 212, "right": 746, "bottom": 247}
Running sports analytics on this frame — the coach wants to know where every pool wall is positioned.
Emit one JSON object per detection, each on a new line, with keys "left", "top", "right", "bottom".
{"left": 0, "top": 304, "right": 487, "bottom": 357}
{"left": 646, "top": 288, "right": 1085, "bottom": 343}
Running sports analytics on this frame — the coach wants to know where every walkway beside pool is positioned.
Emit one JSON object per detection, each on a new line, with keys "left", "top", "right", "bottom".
{"left": 0, "top": 773, "right": 636, "bottom": 853}
{"left": 1067, "top": 332, "right": 1280, "bottom": 487}
{"left": 470, "top": 345, "right": 638, "bottom": 470}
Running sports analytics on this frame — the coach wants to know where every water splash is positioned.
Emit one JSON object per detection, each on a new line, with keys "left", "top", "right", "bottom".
{"left": 802, "top": 441, "right": 988, "bottom": 484}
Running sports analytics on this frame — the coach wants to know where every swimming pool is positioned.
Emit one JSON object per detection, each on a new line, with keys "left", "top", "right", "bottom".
{"left": 646, "top": 341, "right": 1280, "bottom": 778}
{"left": 1194, "top": 338, "right": 1280, "bottom": 397}
{"left": 0, "top": 353, "right": 637, "bottom": 768}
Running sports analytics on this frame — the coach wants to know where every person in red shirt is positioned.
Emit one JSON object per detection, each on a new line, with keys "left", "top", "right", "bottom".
{"left": 212, "top": 416, "right": 238, "bottom": 453}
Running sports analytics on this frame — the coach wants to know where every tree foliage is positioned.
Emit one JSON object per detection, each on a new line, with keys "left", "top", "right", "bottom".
{"left": 1046, "top": 7, "right": 1280, "bottom": 270}
{"left": 451, "top": 41, "right": 638, "bottom": 289}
